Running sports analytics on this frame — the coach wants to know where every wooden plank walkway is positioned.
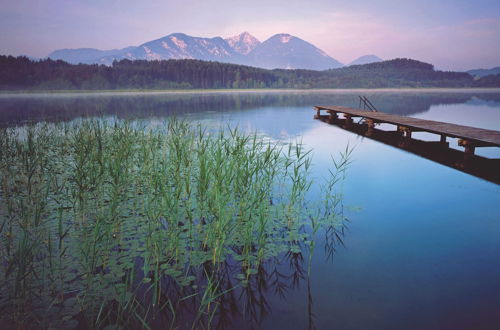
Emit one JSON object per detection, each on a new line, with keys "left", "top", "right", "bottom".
{"left": 315, "top": 106, "right": 500, "bottom": 155}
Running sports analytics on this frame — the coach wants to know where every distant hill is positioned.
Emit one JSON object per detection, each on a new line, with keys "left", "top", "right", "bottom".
{"left": 2, "top": 55, "right": 491, "bottom": 90}
{"left": 324, "top": 58, "right": 475, "bottom": 88}
{"left": 47, "top": 32, "right": 343, "bottom": 70}
{"left": 48, "top": 47, "right": 136, "bottom": 65}
{"left": 348, "top": 55, "right": 382, "bottom": 66}
{"left": 472, "top": 73, "right": 500, "bottom": 87}
{"left": 467, "top": 67, "right": 500, "bottom": 78}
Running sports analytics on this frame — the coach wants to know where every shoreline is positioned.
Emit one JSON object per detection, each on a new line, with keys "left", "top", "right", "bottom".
{"left": 1, "top": 87, "right": 500, "bottom": 98}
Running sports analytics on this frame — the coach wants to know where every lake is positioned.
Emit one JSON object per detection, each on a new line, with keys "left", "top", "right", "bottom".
{"left": 0, "top": 89, "right": 499, "bottom": 329}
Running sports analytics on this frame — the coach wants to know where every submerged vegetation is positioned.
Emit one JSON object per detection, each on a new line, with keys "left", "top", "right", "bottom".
{"left": 0, "top": 119, "right": 351, "bottom": 328}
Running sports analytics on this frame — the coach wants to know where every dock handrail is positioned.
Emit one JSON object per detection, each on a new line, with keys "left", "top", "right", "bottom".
{"left": 359, "top": 96, "right": 378, "bottom": 112}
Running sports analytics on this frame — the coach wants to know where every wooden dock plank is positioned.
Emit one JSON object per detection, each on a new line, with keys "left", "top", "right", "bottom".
{"left": 315, "top": 106, "right": 500, "bottom": 147}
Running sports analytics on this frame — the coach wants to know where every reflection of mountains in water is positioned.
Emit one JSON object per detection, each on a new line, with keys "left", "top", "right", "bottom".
{"left": 1, "top": 92, "right": 499, "bottom": 127}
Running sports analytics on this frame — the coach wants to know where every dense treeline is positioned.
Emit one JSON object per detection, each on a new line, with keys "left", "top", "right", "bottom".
{"left": 1, "top": 55, "right": 499, "bottom": 90}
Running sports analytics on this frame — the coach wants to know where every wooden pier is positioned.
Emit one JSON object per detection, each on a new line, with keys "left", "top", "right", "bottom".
{"left": 314, "top": 106, "right": 500, "bottom": 156}
{"left": 314, "top": 105, "right": 500, "bottom": 184}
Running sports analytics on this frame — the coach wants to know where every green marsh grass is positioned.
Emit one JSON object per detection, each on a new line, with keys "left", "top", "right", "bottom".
{"left": 0, "top": 118, "right": 350, "bottom": 329}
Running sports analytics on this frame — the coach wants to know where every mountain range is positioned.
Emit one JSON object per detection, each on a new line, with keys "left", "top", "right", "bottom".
{"left": 48, "top": 32, "right": 351, "bottom": 70}
{"left": 467, "top": 67, "right": 500, "bottom": 78}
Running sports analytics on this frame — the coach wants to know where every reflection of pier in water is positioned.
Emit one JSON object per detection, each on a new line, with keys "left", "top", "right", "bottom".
{"left": 314, "top": 106, "right": 500, "bottom": 184}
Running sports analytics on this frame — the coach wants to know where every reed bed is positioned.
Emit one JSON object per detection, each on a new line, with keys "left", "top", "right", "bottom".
{"left": 0, "top": 118, "right": 350, "bottom": 329}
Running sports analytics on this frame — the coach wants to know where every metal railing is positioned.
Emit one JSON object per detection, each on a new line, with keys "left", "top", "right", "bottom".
{"left": 358, "top": 96, "right": 378, "bottom": 112}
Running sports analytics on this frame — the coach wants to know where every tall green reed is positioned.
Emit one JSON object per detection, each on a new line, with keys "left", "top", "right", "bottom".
{"left": 0, "top": 118, "right": 351, "bottom": 329}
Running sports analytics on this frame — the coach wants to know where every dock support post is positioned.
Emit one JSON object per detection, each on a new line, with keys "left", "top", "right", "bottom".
{"left": 344, "top": 114, "right": 353, "bottom": 127}
{"left": 396, "top": 125, "right": 403, "bottom": 136}
{"left": 458, "top": 139, "right": 476, "bottom": 161}
{"left": 437, "top": 134, "right": 449, "bottom": 147}
{"left": 314, "top": 107, "right": 321, "bottom": 119}
{"left": 398, "top": 126, "right": 412, "bottom": 138}
{"left": 365, "top": 119, "right": 375, "bottom": 136}
{"left": 365, "top": 119, "right": 375, "bottom": 129}
{"left": 464, "top": 145, "right": 475, "bottom": 155}
{"left": 328, "top": 111, "right": 338, "bottom": 123}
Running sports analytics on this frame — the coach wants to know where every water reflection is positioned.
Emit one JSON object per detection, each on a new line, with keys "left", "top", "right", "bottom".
{"left": 129, "top": 248, "right": 328, "bottom": 329}
{"left": 316, "top": 115, "right": 500, "bottom": 184}
{"left": 1, "top": 91, "right": 500, "bottom": 127}
{"left": 84, "top": 223, "right": 347, "bottom": 329}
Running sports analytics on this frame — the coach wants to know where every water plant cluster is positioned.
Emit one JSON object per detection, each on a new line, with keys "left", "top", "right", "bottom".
{"left": 0, "top": 119, "right": 349, "bottom": 329}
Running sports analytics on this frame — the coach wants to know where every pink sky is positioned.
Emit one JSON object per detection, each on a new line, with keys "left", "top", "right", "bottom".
{"left": 1, "top": 0, "right": 499, "bottom": 70}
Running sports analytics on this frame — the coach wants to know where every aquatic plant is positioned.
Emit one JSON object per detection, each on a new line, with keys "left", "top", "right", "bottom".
{"left": 0, "top": 118, "right": 349, "bottom": 329}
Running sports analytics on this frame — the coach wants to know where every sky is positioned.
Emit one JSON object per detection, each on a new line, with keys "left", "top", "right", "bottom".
{"left": 1, "top": 0, "right": 499, "bottom": 71}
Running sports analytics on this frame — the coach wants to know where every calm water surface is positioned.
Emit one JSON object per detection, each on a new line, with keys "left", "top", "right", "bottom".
{"left": 1, "top": 90, "right": 499, "bottom": 329}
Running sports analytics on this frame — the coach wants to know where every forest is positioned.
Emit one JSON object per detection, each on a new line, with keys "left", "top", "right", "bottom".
{"left": 1, "top": 55, "right": 499, "bottom": 90}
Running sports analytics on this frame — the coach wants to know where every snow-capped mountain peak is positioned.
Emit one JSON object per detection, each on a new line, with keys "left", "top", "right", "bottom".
{"left": 277, "top": 34, "right": 292, "bottom": 43}
{"left": 170, "top": 35, "right": 187, "bottom": 49}
{"left": 225, "top": 32, "right": 260, "bottom": 55}
{"left": 48, "top": 31, "right": 344, "bottom": 70}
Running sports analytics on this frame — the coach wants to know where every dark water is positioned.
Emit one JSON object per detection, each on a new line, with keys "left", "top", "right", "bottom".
{"left": 1, "top": 90, "right": 499, "bottom": 329}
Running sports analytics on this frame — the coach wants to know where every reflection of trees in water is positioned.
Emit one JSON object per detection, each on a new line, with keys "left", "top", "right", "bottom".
{"left": 105, "top": 229, "right": 345, "bottom": 330}
{"left": 0, "top": 92, "right": 499, "bottom": 127}
{"left": 360, "top": 92, "right": 499, "bottom": 114}
{"left": 150, "top": 252, "right": 310, "bottom": 329}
